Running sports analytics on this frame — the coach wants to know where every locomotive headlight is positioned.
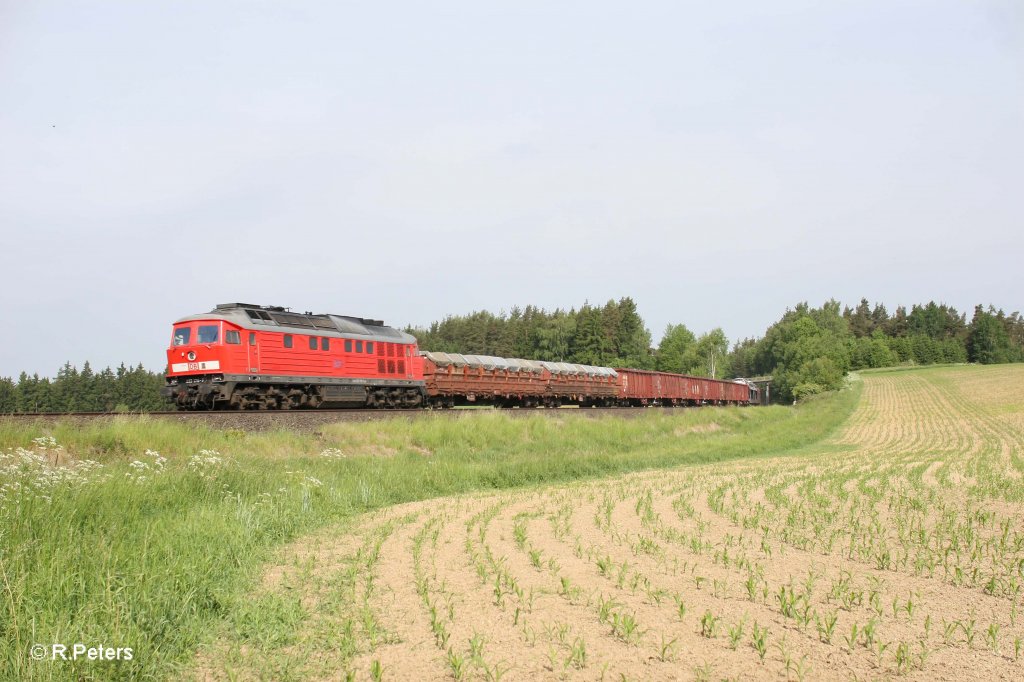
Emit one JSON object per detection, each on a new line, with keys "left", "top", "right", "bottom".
{"left": 187, "top": 351, "right": 197, "bottom": 361}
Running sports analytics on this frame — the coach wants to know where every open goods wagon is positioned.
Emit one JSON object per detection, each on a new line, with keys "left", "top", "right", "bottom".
{"left": 421, "top": 352, "right": 618, "bottom": 408}
{"left": 615, "top": 368, "right": 752, "bottom": 406}
{"left": 422, "top": 353, "right": 754, "bottom": 408}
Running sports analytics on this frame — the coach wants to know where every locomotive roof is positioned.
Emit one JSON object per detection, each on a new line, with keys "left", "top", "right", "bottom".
{"left": 173, "top": 303, "right": 417, "bottom": 344}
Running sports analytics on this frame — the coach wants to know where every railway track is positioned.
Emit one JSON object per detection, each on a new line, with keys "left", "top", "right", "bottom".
{"left": 0, "top": 406, "right": 666, "bottom": 432}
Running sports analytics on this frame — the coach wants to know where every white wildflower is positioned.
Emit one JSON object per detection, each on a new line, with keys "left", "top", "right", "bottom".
{"left": 0, "top": 437, "right": 106, "bottom": 503}
{"left": 188, "top": 449, "right": 225, "bottom": 479}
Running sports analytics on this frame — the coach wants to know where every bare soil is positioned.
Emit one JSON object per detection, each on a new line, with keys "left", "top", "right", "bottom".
{"left": 197, "top": 365, "right": 1024, "bottom": 681}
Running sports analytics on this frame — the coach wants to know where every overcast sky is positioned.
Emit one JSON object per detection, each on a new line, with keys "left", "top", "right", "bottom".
{"left": 1, "top": 0, "right": 1021, "bottom": 377}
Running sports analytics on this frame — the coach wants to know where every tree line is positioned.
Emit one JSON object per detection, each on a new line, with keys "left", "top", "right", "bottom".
{"left": 0, "top": 363, "right": 166, "bottom": 413}
{"left": 732, "top": 300, "right": 1023, "bottom": 401}
{"left": 0, "top": 297, "right": 1020, "bottom": 412}
{"left": 410, "top": 297, "right": 1024, "bottom": 402}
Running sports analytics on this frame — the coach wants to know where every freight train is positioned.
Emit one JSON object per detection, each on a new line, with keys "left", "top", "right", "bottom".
{"left": 161, "top": 303, "right": 760, "bottom": 410}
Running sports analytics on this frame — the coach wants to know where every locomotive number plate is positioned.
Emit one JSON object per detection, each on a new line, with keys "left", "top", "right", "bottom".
{"left": 172, "top": 360, "right": 221, "bottom": 372}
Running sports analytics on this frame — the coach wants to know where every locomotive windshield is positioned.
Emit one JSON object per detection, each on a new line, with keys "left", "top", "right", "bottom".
{"left": 197, "top": 325, "right": 219, "bottom": 344}
{"left": 173, "top": 327, "right": 191, "bottom": 346}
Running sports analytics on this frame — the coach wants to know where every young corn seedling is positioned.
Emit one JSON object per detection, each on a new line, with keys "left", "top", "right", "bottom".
{"left": 447, "top": 648, "right": 467, "bottom": 680}
{"left": 744, "top": 574, "right": 758, "bottom": 601}
{"left": 794, "top": 655, "right": 812, "bottom": 682}
{"left": 776, "top": 636, "right": 794, "bottom": 677}
{"left": 986, "top": 623, "right": 1000, "bottom": 653}
{"left": 658, "top": 634, "right": 679, "bottom": 662}
{"left": 513, "top": 518, "right": 527, "bottom": 549}
{"left": 894, "top": 641, "right": 910, "bottom": 676}
{"left": 917, "top": 640, "right": 931, "bottom": 670}
{"left": 962, "top": 618, "right": 977, "bottom": 648}
{"left": 482, "top": 660, "right": 510, "bottom": 682}
{"left": 873, "top": 640, "right": 890, "bottom": 669}
{"left": 728, "top": 619, "right": 745, "bottom": 650}
{"left": 942, "top": 619, "right": 957, "bottom": 646}
{"left": 795, "top": 601, "right": 813, "bottom": 630}
{"left": 616, "top": 561, "right": 630, "bottom": 589}
{"left": 544, "top": 645, "right": 561, "bottom": 674}
{"left": 611, "top": 611, "right": 644, "bottom": 644}
{"left": 567, "top": 637, "right": 587, "bottom": 669}
{"left": 699, "top": 610, "right": 721, "bottom": 638}
{"left": 598, "top": 595, "right": 621, "bottom": 624}
{"left": 674, "top": 596, "right": 687, "bottom": 621}
{"left": 862, "top": 618, "right": 878, "bottom": 649}
{"left": 844, "top": 622, "right": 860, "bottom": 651}
{"left": 815, "top": 610, "right": 838, "bottom": 644}
{"left": 469, "top": 631, "right": 486, "bottom": 662}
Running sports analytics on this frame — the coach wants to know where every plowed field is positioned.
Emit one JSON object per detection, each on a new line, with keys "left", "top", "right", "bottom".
{"left": 200, "top": 365, "right": 1024, "bottom": 680}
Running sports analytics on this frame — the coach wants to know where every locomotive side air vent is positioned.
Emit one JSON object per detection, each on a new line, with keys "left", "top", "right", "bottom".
{"left": 309, "top": 315, "right": 337, "bottom": 329}
{"left": 336, "top": 315, "right": 386, "bottom": 327}
{"left": 244, "top": 309, "right": 276, "bottom": 323}
{"left": 269, "top": 311, "right": 315, "bottom": 328}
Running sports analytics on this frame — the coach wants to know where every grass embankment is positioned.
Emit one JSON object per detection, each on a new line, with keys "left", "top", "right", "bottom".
{"left": 0, "top": 387, "right": 859, "bottom": 680}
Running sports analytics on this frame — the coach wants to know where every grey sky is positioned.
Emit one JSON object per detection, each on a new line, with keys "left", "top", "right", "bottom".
{"left": 1, "top": 1, "right": 1021, "bottom": 377}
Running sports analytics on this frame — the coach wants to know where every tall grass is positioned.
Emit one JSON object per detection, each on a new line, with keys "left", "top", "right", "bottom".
{"left": 0, "top": 385, "right": 858, "bottom": 680}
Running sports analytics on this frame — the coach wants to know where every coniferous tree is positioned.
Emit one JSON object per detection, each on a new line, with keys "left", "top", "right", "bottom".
{"left": 844, "top": 298, "right": 874, "bottom": 338}
{"left": 726, "top": 338, "right": 758, "bottom": 378}
{"left": 613, "top": 297, "right": 654, "bottom": 368}
{"left": 0, "top": 377, "right": 16, "bottom": 413}
{"left": 968, "top": 305, "right": 1013, "bottom": 364}
{"left": 574, "top": 303, "right": 608, "bottom": 365}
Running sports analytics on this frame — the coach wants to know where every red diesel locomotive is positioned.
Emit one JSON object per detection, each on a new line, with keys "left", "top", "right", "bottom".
{"left": 162, "top": 303, "right": 760, "bottom": 410}
{"left": 162, "top": 303, "right": 425, "bottom": 409}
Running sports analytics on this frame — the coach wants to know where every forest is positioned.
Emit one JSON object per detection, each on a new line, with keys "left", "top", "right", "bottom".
{"left": 0, "top": 298, "right": 1020, "bottom": 412}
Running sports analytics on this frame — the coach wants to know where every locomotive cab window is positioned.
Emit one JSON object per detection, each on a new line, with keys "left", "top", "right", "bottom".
{"left": 225, "top": 330, "right": 241, "bottom": 345}
{"left": 249, "top": 332, "right": 256, "bottom": 346}
{"left": 197, "top": 325, "right": 219, "bottom": 344}
{"left": 309, "top": 337, "right": 318, "bottom": 350}
{"left": 284, "top": 334, "right": 293, "bottom": 348}
{"left": 321, "top": 337, "right": 330, "bottom": 351}
{"left": 173, "top": 327, "right": 191, "bottom": 346}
